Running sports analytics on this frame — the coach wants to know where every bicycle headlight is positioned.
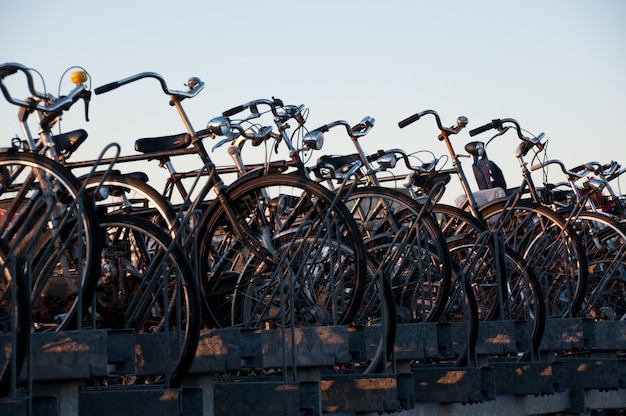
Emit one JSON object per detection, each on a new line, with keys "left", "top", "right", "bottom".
{"left": 303, "top": 131, "right": 324, "bottom": 151}
{"left": 377, "top": 154, "right": 396, "bottom": 170}
{"left": 207, "top": 116, "right": 231, "bottom": 136}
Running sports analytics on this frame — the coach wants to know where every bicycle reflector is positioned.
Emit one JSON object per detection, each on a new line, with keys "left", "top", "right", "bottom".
{"left": 70, "top": 71, "right": 88, "bottom": 85}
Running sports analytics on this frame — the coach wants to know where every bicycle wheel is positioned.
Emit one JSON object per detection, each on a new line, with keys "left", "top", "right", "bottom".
{"left": 480, "top": 199, "right": 588, "bottom": 318}
{"left": 500, "top": 246, "right": 546, "bottom": 357}
{"left": 415, "top": 259, "right": 479, "bottom": 367}
{"left": 197, "top": 172, "right": 368, "bottom": 330}
{"left": 430, "top": 203, "right": 545, "bottom": 356}
{"left": 97, "top": 214, "right": 201, "bottom": 387}
{"left": 0, "top": 252, "right": 30, "bottom": 397}
{"left": 324, "top": 255, "right": 396, "bottom": 374}
{"left": 0, "top": 151, "right": 101, "bottom": 332}
{"left": 341, "top": 186, "right": 452, "bottom": 323}
{"left": 82, "top": 171, "right": 176, "bottom": 230}
{"left": 564, "top": 211, "right": 626, "bottom": 320}
{"left": 430, "top": 203, "right": 506, "bottom": 321}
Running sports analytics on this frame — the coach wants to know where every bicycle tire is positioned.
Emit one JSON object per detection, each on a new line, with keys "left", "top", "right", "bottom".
{"left": 329, "top": 255, "right": 396, "bottom": 374}
{"left": 414, "top": 259, "right": 480, "bottom": 367}
{"left": 429, "top": 203, "right": 545, "bottom": 356}
{"left": 0, "top": 252, "right": 30, "bottom": 397}
{"left": 480, "top": 198, "right": 588, "bottom": 318}
{"left": 429, "top": 203, "right": 507, "bottom": 321}
{"left": 562, "top": 210, "right": 626, "bottom": 320}
{"left": 341, "top": 186, "right": 452, "bottom": 323}
{"left": 97, "top": 214, "right": 201, "bottom": 387}
{"left": 82, "top": 171, "right": 177, "bottom": 230}
{"left": 197, "top": 172, "right": 368, "bottom": 330}
{"left": 0, "top": 150, "right": 101, "bottom": 332}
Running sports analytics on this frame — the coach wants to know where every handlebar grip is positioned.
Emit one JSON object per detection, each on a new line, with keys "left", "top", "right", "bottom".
{"left": 0, "top": 65, "right": 19, "bottom": 78}
{"left": 469, "top": 120, "right": 499, "bottom": 137}
{"left": 351, "top": 122, "right": 366, "bottom": 133}
{"left": 94, "top": 81, "right": 121, "bottom": 95}
{"left": 222, "top": 105, "right": 245, "bottom": 117}
{"left": 398, "top": 113, "right": 420, "bottom": 129}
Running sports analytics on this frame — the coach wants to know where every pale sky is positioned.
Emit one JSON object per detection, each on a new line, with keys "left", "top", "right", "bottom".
{"left": 2, "top": 0, "right": 625, "bottom": 204}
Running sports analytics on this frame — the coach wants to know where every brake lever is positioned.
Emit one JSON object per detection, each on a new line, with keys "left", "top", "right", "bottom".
{"left": 83, "top": 90, "right": 91, "bottom": 122}
{"left": 211, "top": 134, "right": 238, "bottom": 152}
{"left": 486, "top": 126, "right": 509, "bottom": 146}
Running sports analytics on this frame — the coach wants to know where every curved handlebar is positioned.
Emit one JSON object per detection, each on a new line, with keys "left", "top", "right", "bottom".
{"left": 468, "top": 119, "right": 502, "bottom": 137}
{"left": 0, "top": 62, "right": 42, "bottom": 98}
{"left": 221, "top": 98, "right": 309, "bottom": 135}
{"left": 310, "top": 117, "right": 375, "bottom": 138}
{"left": 470, "top": 117, "right": 531, "bottom": 141}
{"left": 398, "top": 109, "right": 468, "bottom": 140}
{"left": 571, "top": 160, "right": 619, "bottom": 177}
{"left": 530, "top": 159, "right": 588, "bottom": 181}
{"left": 368, "top": 148, "right": 441, "bottom": 173}
{"left": 222, "top": 97, "right": 286, "bottom": 118}
{"left": 94, "top": 72, "right": 204, "bottom": 103}
{"left": 0, "top": 62, "right": 91, "bottom": 122}
{"left": 470, "top": 117, "right": 545, "bottom": 156}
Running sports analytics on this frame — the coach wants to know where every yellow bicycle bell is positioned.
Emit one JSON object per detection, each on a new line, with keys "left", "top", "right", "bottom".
{"left": 70, "top": 70, "right": 88, "bottom": 85}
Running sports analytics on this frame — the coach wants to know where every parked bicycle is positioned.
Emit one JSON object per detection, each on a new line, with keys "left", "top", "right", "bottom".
{"left": 466, "top": 118, "right": 626, "bottom": 321}
{"left": 0, "top": 63, "right": 202, "bottom": 387}
{"left": 83, "top": 73, "right": 400, "bottom": 377}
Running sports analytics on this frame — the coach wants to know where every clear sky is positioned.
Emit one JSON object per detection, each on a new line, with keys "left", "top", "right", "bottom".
{"left": 2, "top": 0, "right": 625, "bottom": 204}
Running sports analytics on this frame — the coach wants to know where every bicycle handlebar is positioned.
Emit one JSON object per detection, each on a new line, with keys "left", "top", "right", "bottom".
{"left": 368, "top": 148, "right": 440, "bottom": 173}
{"left": 309, "top": 117, "right": 375, "bottom": 138}
{"left": 94, "top": 72, "right": 204, "bottom": 105}
{"left": 0, "top": 62, "right": 42, "bottom": 98}
{"left": 470, "top": 117, "right": 545, "bottom": 156}
{"left": 0, "top": 62, "right": 92, "bottom": 124}
{"left": 398, "top": 109, "right": 468, "bottom": 140}
{"left": 530, "top": 159, "right": 588, "bottom": 181}
{"left": 571, "top": 160, "right": 619, "bottom": 177}
{"left": 222, "top": 97, "right": 284, "bottom": 117}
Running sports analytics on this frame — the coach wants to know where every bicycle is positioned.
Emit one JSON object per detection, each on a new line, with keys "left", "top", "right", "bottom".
{"left": 556, "top": 160, "right": 625, "bottom": 219}
{"left": 0, "top": 63, "right": 113, "bottom": 331}
{"left": 466, "top": 118, "right": 626, "bottom": 321}
{"left": 94, "top": 213, "right": 201, "bottom": 387}
{"left": 218, "top": 99, "right": 453, "bottom": 325}
{"left": 0, "top": 63, "right": 204, "bottom": 386}
{"left": 411, "top": 112, "right": 586, "bottom": 319}
{"left": 300, "top": 114, "right": 541, "bottom": 363}
{"left": 89, "top": 73, "right": 390, "bottom": 377}
{"left": 205, "top": 108, "right": 398, "bottom": 374}
{"left": 397, "top": 110, "right": 547, "bottom": 359}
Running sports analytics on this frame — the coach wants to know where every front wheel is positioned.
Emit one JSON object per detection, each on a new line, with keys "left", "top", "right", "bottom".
{"left": 0, "top": 151, "right": 102, "bottom": 332}
{"left": 97, "top": 214, "right": 201, "bottom": 388}
{"left": 0, "top": 251, "right": 30, "bottom": 396}
{"left": 480, "top": 199, "right": 588, "bottom": 318}
{"left": 197, "top": 172, "right": 368, "bottom": 330}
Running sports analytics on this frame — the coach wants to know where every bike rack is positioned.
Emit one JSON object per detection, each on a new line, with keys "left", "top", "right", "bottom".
{"left": 0, "top": 319, "right": 625, "bottom": 415}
